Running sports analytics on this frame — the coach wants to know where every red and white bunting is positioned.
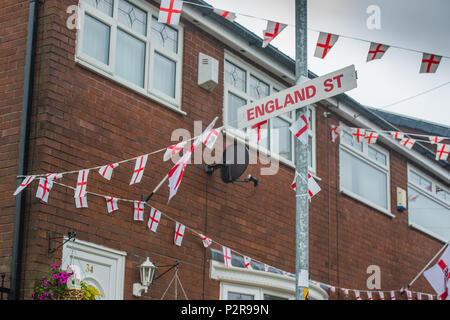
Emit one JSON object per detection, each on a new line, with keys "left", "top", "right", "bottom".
{"left": 290, "top": 176, "right": 297, "bottom": 191}
{"left": 354, "top": 290, "right": 361, "bottom": 300}
{"left": 130, "top": 155, "right": 148, "bottom": 185}
{"left": 174, "top": 222, "right": 185, "bottom": 246}
{"left": 213, "top": 8, "right": 236, "bottom": 22}
{"left": 400, "top": 137, "right": 416, "bottom": 150}
{"left": 244, "top": 256, "right": 252, "bottom": 270}
{"left": 199, "top": 234, "right": 212, "bottom": 248}
{"left": 378, "top": 291, "right": 385, "bottom": 300}
{"left": 133, "top": 201, "right": 145, "bottom": 221}
{"left": 45, "top": 173, "right": 63, "bottom": 181}
{"left": 314, "top": 32, "right": 339, "bottom": 59}
{"left": 264, "top": 264, "right": 270, "bottom": 272}
{"left": 342, "top": 288, "right": 349, "bottom": 297}
{"left": 289, "top": 114, "right": 309, "bottom": 145}
{"left": 429, "top": 136, "right": 444, "bottom": 144}
{"left": 36, "top": 178, "right": 53, "bottom": 203}
{"left": 98, "top": 163, "right": 119, "bottom": 180}
{"left": 417, "top": 292, "right": 422, "bottom": 300}
{"left": 329, "top": 286, "right": 336, "bottom": 294}
{"left": 147, "top": 207, "right": 161, "bottom": 232}
{"left": 168, "top": 118, "right": 217, "bottom": 201}
{"left": 366, "top": 42, "right": 389, "bottom": 62}
{"left": 436, "top": 144, "right": 450, "bottom": 161}
{"left": 366, "top": 291, "right": 373, "bottom": 300}
{"left": 428, "top": 294, "right": 434, "bottom": 300}
{"left": 424, "top": 245, "right": 450, "bottom": 300}
{"left": 223, "top": 246, "right": 232, "bottom": 267}
{"left": 163, "top": 141, "right": 186, "bottom": 162}
{"left": 390, "top": 291, "right": 396, "bottom": 300}
{"left": 352, "top": 128, "right": 366, "bottom": 143}
{"left": 75, "top": 195, "right": 88, "bottom": 208}
{"left": 262, "top": 21, "right": 287, "bottom": 48}
{"left": 251, "top": 120, "right": 268, "bottom": 142}
{"left": 203, "top": 127, "right": 221, "bottom": 149}
{"left": 13, "top": 175, "right": 36, "bottom": 196}
{"left": 331, "top": 125, "right": 341, "bottom": 143}
{"left": 390, "top": 131, "right": 404, "bottom": 140}
{"left": 105, "top": 196, "right": 119, "bottom": 213}
{"left": 364, "top": 131, "right": 379, "bottom": 144}
{"left": 158, "top": 0, "right": 183, "bottom": 25}
{"left": 406, "top": 290, "right": 413, "bottom": 300}
{"left": 420, "top": 53, "right": 442, "bottom": 74}
{"left": 308, "top": 174, "right": 321, "bottom": 200}
{"left": 74, "top": 169, "right": 89, "bottom": 198}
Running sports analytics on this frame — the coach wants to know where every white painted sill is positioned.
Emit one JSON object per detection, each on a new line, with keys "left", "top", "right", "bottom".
{"left": 340, "top": 187, "right": 396, "bottom": 219}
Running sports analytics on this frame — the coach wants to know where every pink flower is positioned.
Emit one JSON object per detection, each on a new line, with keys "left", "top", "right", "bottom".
{"left": 52, "top": 264, "right": 58, "bottom": 270}
{"left": 60, "top": 278, "right": 67, "bottom": 284}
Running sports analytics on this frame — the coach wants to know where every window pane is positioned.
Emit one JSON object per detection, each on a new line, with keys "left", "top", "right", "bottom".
{"left": 249, "top": 75, "right": 269, "bottom": 99}
{"left": 83, "top": 14, "right": 110, "bottom": 65}
{"left": 115, "top": 29, "right": 146, "bottom": 87}
{"left": 272, "top": 117, "right": 291, "bottom": 160}
{"left": 118, "top": 0, "right": 147, "bottom": 36}
{"left": 84, "top": 0, "right": 114, "bottom": 16}
{"left": 342, "top": 131, "right": 363, "bottom": 152}
{"left": 225, "top": 61, "right": 246, "bottom": 92}
{"left": 227, "top": 292, "right": 254, "bottom": 300}
{"left": 153, "top": 52, "right": 176, "bottom": 97}
{"left": 151, "top": 17, "right": 178, "bottom": 53}
{"left": 227, "top": 92, "right": 246, "bottom": 129}
{"left": 264, "top": 294, "right": 288, "bottom": 300}
{"left": 409, "top": 171, "right": 432, "bottom": 192}
{"left": 368, "top": 146, "right": 386, "bottom": 166}
{"left": 436, "top": 186, "right": 449, "bottom": 203}
{"left": 408, "top": 187, "right": 450, "bottom": 241}
{"left": 340, "top": 148, "right": 388, "bottom": 209}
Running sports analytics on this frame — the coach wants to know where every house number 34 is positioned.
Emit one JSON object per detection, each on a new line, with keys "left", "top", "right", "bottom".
{"left": 85, "top": 264, "right": 94, "bottom": 273}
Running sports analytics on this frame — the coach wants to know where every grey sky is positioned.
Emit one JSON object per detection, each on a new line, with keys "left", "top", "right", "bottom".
{"left": 204, "top": 0, "right": 450, "bottom": 127}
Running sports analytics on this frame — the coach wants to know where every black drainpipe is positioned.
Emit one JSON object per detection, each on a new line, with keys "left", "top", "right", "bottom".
{"left": 9, "top": 0, "right": 39, "bottom": 300}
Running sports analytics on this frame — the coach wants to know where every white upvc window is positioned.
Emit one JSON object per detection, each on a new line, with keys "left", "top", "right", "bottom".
{"left": 407, "top": 165, "right": 450, "bottom": 242}
{"left": 339, "top": 125, "right": 391, "bottom": 215}
{"left": 76, "top": 0, "right": 184, "bottom": 112}
{"left": 223, "top": 53, "right": 316, "bottom": 171}
{"left": 222, "top": 283, "right": 291, "bottom": 300}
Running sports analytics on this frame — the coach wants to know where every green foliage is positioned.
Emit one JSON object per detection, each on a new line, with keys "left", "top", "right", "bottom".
{"left": 81, "top": 282, "right": 103, "bottom": 300}
{"left": 32, "top": 264, "right": 74, "bottom": 300}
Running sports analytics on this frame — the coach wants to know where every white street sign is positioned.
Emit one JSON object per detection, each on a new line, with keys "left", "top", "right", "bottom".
{"left": 237, "top": 65, "right": 357, "bottom": 129}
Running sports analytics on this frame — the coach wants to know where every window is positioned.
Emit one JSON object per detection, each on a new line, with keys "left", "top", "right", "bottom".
{"left": 408, "top": 166, "right": 450, "bottom": 242}
{"left": 222, "top": 283, "right": 292, "bottom": 300}
{"left": 339, "top": 127, "right": 391, "bottom": 214}
{"left": 223, "top": 53, "right": 316, "bottom": 170}
{"left": 76, "top": 0, "right": 183, "bottom": 110}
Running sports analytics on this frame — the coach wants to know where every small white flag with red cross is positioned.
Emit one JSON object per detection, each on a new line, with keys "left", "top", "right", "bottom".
{"left": 203, "top": 127, "right": 221, "bottom": 149}
{"left": 329, "top": 286, "right": 336, "bottom": 294}
{"left": 391, "top": 131, "right": 404, "bottom": 140}
{"left": 213, "top": 8, "right": 236, "bottom": 22}
{"left": 244, "top": 256, "right": 252, "bottom": 270}
{"left": 13, "top": 175, "right": 36, "bottom": 196}
{"left": 130, "top": 155, "right": 148, "bottom": 185}
{"left": 428, "top": 294, "right": 434, "bottom": 300}
{"left": 223, "top": 246, "right": 232, "bottom": 267}
{"left": 378, "top": 291, "right": 385, "bottom": 300}
{"left": 366, "top": 42, "right": 389, "bottom": 62}
{"left": 264, "top": 264, "right": 270, "bottom": 272}
{"left": 36, "top": 178, "right": 53, "bottom": 203}
{"left": 105, "top": 196, "right": 119, "bottom": 213}
{"left": 98, "top": 163, "right": 119, "bottom": 180}
{"left": 364, "top": 131, "right": 379, "bottom": 144}
{"left": 262, "top": 21, "right": 287, "bottom": 48}
{"left": 74, "top": 169, "right": 89, "bottom": 198}
{"left": 436, "top": 144, "right": 450, "bottom": 161}
{"left": 45, "top": 173, "right": 63, "bottom": 181}
{"left": 429, "top": 136, "right": 444, "bottom": 144}
{"left": 390, "top": 291, "right": 396, "bottom": 300}
{"left": 331, "top": 125, "right": 341, "bottom": 143}
{"left": 158, "top": 0, "right": 183, "bottom": 25}
{"left": 424, "top": 245, "right": 450, "bottom": 300}
{"left": 133, "top": 201, "right": 145, "bottom": 221}
{"left": 308, "top": 174, "right": 321, "bottom": 200}
{"left": 163, "top": 141, "right": 186, "bottom": 162}
{"left": 342, "top": 288, "right": 349, "bottom": 297}
{"left": 314, "top": 32, "right": 339, "bottom": 59}
{"left": 352, "top": 128, "right": 366, "bottom": 143}
{"left": 174, "top": 222, "right": 185, "bottom": 246}
{"left": 400, "top": 137, "right": 416, "bottom": 150}
{"left": 406, "top": 290, "right": 413, "bottom": 300}
{"left": 417, "top": 292, "right": 423, "bottom": 300}
{"left": 420, "top": 53, "right": 442, "bottom": 73}
{"left": 147, "top": 207, "right": 161, "bottom": 232}
{"left": 75, "top": 196, "right": 88, "bottom": 209}
{"left": 354, "top": 290, "right": 362, "bottom": 300}
{"left": 199, "top": 234, "right": 212, "bottom": 248}
{"left": 366, "top": 291, "right": 373, "bottom": 300}
{"left": 290, "top": 114, "right": 309, "bottom": 145}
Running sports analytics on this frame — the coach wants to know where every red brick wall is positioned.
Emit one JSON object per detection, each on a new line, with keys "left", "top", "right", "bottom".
{"left": 0, "top": 0, "right": 447, "bottom": 300}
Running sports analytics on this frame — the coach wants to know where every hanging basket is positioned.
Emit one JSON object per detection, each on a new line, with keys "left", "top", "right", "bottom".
{"left": 57, "top": 289, "right": 85, "bottom": 300}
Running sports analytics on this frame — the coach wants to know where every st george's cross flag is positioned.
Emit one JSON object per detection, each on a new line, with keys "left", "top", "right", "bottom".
{"left": 420, "top": 53, "right": 442, "bottom": 74}
{"left": 308, "top": 173, "right": 321, "bottom": 200}
{"left": 213, "top": 8, "right": 236, "bottom": 22}
{"left": 147, "top": 207, "right": 162, "bottom": 233}
{"left": 314, "top": 32, "right": 339, "bottom": 59}
{"left": 429, "top": 136, "right": 444, "bottom": 144}
{"left": 174, "top": 222, "right": 185, "bottom": 246}
{"left": 390, "top": 131, "right": 404, "bottom": 140}
{"left": 167, "top": 118, "right": 218, "bottom": 202}
{"left": 424, "top": 245, "right": 450, "bottom": 300}
{"left": 130, "top": 155, "right": 148, "bottom": 185}
{"left": 75, "top": 195, "right": 88, "bottom": 209}
{"left": 366, "top": 42, "right": 389, "bottom": 62}
{"left": 163, "top": 141, "right": 187, "bottom": 162}
{"left": 400, "top": 137, "right": 416, "bottom": 150}
{"left": 158, "top": 0, "right": 183, "bottom": 25}
{"left": 199, "top": 234, "right": 212, "bottom": 248}
{"left": 352, "top": 128, "right": 365, "bottom": 143}
{"left": 436, "top": 144, "right": 450, "bottom": 161}
{"left": 364, "top": 131, "right": 379, "bottom": 144}
{"left": 203, "top": 127, "right": 221, "bottom": 149}
{"left": 36, "top": 178, "right": 54, "bottom": 203}
{"left": 13, "top": 175, "right": 36, "bottom": 196}
{"left": 105, "top": 196, "right": 119, "bottom": 213}
{"left": 74, "top": 169, "right": 89, "bottom": 198}
{"left": 331, "top": 125, "right": 341, "bottom": 143}
{"left": 98, "top": 163, "right": 119, "bottom": 180}
{"left": 244, "top": 256, "right": 252, "bottom": 270}
{"left": 289, "top": 114, "right": 309, "bottom": 145}
{"left": 133, "top": 201, "right": 145, "bottom": 221}
{"left": 223, "top": 246, "right": 232, "bottom": 267}
{"left": 262, "top": 21, "right": 287, "bottom": 48}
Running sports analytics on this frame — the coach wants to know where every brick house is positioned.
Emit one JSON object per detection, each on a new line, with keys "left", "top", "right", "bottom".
{"left": 1, "top": 0, "right": 449, "bottom": 300}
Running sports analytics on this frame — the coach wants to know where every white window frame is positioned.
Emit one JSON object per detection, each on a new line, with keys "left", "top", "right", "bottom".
{"left": 407, "top": 164, "right": 450, "bottom": 242}
{"left": 339, "top": 124, "right": 392, "bottom": 217}
{"left": 223, "top": 52, "right": 316, "bottom": 172}
{"left": 75, "top": 0, "right": 184, "bottom": 114}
